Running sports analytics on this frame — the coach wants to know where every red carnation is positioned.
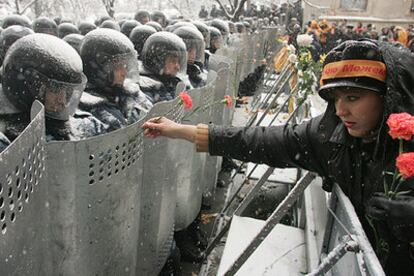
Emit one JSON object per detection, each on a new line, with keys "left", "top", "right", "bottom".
{"left": 396, "top": 152, "right": 414, "bottom": 179}
{"left": 223, "top": 95, "right": 233, "bottom": 108}
{"left": 387, "top": 112, "right": 414, "bottom": 141}
{"left": 179, "top": 92, "right": 193, "bottom": 110}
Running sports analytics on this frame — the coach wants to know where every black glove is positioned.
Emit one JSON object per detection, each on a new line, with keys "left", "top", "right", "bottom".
{"left": 367, "top": 193, "right": 414, "bottom": 243}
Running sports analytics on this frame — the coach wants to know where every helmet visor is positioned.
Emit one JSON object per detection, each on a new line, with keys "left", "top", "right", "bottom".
{"left": 182, "top": 38, "right": 205, "bottom": 65}
{"left": 42, "top": 74, "right": 87, "bottom": 120}
{"left": 102, "top": 51, "right": 140, "bottom": 85}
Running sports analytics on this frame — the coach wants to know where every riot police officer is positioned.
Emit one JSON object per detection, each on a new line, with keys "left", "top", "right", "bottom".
{"left": 0, "top": 25, "right": 34, "bottom": 65}
{"left": 63, "top": 33, "right": 84, "bottom": 54}
{"left": 32, "top": 16, "right": 58, "bottom": 36}
{"left": 134, "top": 10, "right": 151, "bottom": 25}
{"left": 120, "top": 19, "right": 140, "bottom": 37}
{"left": 138, "top": 31, "right": 187, "bottom": 103}
{"left": 174, "top": 26, "right": 207, "bottom": 88}
{"left": 78, "top": 21, "right": 96, "bottom": 36}
{"left": 79, "top": 28, "right": 152, "bottom": 131}
{"left": 1, "top": 14, "right": 31, "bottom": 29}
{"left": 129, "top": 25, "right": 157, "bottom": 58}
{"left": 57, "top": 22, "right": 80, "bottom": 38}
{"left": 1, "top": 33, "right": 105, "bottom": 141}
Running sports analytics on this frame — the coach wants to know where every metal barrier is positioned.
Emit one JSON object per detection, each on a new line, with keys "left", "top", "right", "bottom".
{"left": 314, "top": 184, "right": 385, "bottom": 276}
{"left": 0, "top": 101, "right": 48, "bottom": 276}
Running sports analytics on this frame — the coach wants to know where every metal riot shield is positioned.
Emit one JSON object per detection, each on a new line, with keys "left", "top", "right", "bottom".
{"left": 173, "top": 83, "right": 213, "bottom": 231}
{"left": 138, "top": 97, "right": 183, "bottom": 275}
{"left": 0, "top": 101, "right": 48, "bottom": 275}
{"left": 46, "top": 115, "right": 145, "bottom": 275}
{"left": 196, "top": 71, "right": 221, "bottom": 213}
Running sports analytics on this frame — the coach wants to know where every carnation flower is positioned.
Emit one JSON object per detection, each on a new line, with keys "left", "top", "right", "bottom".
{"left": 288, "top": 44, "right": 296, "bottom": 54}
{"left": 223, "top": 95, "right": 233, "bottom": 108}
{"left": 296, "top": 34, "right": 313, "bottom": 48}
{"left": 396, "top": 152, "right": 414, "bottom": 179}
{"left": 179, "top": 92, "right": 193, "bottom": 110}
{"left": 387, "top": 112, "right": 414, "bottom": 140}
{"left": 288, "top": 53, "right": 298, "bottom": 64}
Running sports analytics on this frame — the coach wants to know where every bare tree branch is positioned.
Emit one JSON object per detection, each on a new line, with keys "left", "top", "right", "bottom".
{"left": 227, "top": 0, "right": 235, "bottom": 11}
{"left": 214, "top": 0, "right": 247, "bottom": 21}
{"left": 166, "top": 0, "right": 185, "bottom": 17}
{"left": 20, "top": 0, "right": 38, "bottom": 15}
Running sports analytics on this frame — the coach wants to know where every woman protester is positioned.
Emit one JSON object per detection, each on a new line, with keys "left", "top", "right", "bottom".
{"left": 142, "top": 39, "right": 414, "bottom": 275}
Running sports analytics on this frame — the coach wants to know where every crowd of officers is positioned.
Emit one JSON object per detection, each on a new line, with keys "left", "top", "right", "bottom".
{"left": 0, "top": 10, "right": 270, "bottom": 275}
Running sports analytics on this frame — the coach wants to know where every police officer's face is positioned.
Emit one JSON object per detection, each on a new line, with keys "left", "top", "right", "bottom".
{"left": 112, "top": 63, "right": 128, "bottom": 86}
{"left": 141, "top": 16, "right": 149, "bottom": 25}
{"left": 187, "top": 48, "right": 197, "bottom": 64}
{"left": 45, "top": 90, "right": 67, "bottom": 113}
{"left": 163, "top": 56, "right": 180, "bottom": 76}
{"left": 212, "top": 39, "right": 222, "bottom": 50}
{"left": 333, "top": 88, "right": 383, "bottom": 138}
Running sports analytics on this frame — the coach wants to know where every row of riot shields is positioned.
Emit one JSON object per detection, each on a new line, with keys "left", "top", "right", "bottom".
{"left": 0, "top": 29, "right": 281, "bottom": 275}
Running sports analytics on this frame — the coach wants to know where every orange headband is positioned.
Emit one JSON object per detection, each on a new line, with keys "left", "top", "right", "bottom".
{"left": 320, "top": 60, "right": 387, "bottom": 86}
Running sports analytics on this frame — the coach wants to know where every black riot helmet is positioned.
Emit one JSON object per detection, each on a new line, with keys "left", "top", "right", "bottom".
{"left": 63, "top": 34, "right": 84, "bottom": 54}
{"left": 2, "top": 14, "right": 31, "bottom": 29}
{"left": 141, "top": 31, "right": 187, "bottom": 76}
{"left": 100, "top": 20, "right": 121, "bottom": 31}
{"left": 134, "top": 10, "right": 151, "bottom": 25}
{"left": 146, "top": 21, "right": 162, "bottom": 32}
{"left": 2, "top": 34, "right": 86, "bottom": 120}
{"left": 32, "top": 17, "right": 58, "bottom": 36}
{"left": 208, "top": 26, "right": 223, "bottom": 53}
{"left": 235, "top": 22, "right": 246, "bottom": 33}
{"left": 129, "top": 25, "right": 157, "bottom": 57}
{"left": 150, "top": 11, "right": 167, "bottom": 27}
{"left": 78, "top": 21, "right": 96, "bottom": 35}
{"left": 118, "top": 19, "right": 127, "bottom": 28}
{"left": 120, "top": 19, "right": 141, "bottom": 37}
{"left": 173, "top": 26, "right": 205, "bottom": 65}
{"left": 0, "top": 25, "right": 34, "bottom": 58}
{"left": 210, "top": 19, "right": 229, "bottom": 38}
{"left": 80, "top": 28, "right": 139, "bottom": 88}
{"left": 192, "top": 21, "right": 210, "bottom": 46}
{"left": 58, "top": 23, "right": 80, "bottom": 38}
{"left": 168, "top": 21, "right": 196, "bottom": 33}
{"left": 95, "top": 15, "right": 112, "bottom": 26}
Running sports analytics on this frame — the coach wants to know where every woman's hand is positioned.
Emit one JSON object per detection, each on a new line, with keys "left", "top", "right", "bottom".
{"left": 141, "top": 116, "right": 197, "bottom": 142}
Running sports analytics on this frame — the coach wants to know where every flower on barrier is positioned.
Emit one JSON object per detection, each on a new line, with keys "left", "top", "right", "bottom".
{"left": 223, "top": 95, "right": 233, "bottom": 108}
{"left": 296, "top": 34, "right": 313, "bottom": 48}
{"left": 182, "top": 95, "right": 244, "bottom": 120}
{"left": 288, "top": 41, "right": 324, "bottom": 105}
{"left": 179, "top": 92, "right": 193, "bottom": 110}
{"left": 288, "top": 53, "right": 298, "bottom": 64}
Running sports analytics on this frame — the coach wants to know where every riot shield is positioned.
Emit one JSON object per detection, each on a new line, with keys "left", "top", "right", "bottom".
{"left": 0, "top": 101, "right": 49, "bottom": 275}
{"left": 46, "top": 115, "right": 145, "bottom": 275}
{"left": 138, "top": 97, "right": 184, "bottom": 274}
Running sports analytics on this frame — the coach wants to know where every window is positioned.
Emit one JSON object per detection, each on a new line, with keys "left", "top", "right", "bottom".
{"left": 340, "top": 0, "right": 368, "bottom": 11}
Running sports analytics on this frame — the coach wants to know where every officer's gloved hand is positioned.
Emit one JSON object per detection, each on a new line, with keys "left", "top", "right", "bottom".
{"left": 367, "top": 193, "right": 414, "bottom": 243}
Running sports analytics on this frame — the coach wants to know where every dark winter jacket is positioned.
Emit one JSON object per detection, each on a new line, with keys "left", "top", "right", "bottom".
{"left": 0, "top": 131, "right": 10, "bottom": 153}
{"left": 45, "top": 111, "right": 107, "bottom": 142}
{"left": 205, "top": 42, "right": 414, "bottom": 275}
{"left": 0, "top": 113, "right": 30, "bottom": 142}
{"left": 187, "top": 63, "right": 207, "bottom": 88}
{"left": 138, "top": 70, "right": 182, "bottom": 103}
{"left": 79, "top": 83, "right": 152, "bottom": 132}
